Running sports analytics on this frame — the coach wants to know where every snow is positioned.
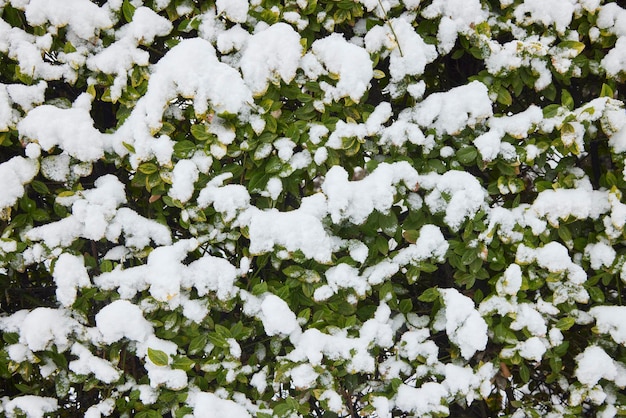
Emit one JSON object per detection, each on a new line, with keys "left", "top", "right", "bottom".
{"left": 40, "top": 154, "right": 71, "bottom": 182}
{"left": 53, "top": 253, "right": 91, "bottom": 307}
{"left": 575, "top": 346, "right": 618, "bottom": 386}
{"left": 365, "top": 18, "right": 438, "bottom": 85}
{"left": 18, "top": 308, "right": 78, "bottom": 352}
{"left": 602, "top": 36, "right": 626, "bottom": 78}
{"left": 107, "top": 207, "right": 172, "bottom": 248}
{"left": 438, "top": 289, "right": 488, "bottom": 360}
{"left": 395, "top": 382, "right": 449, "bottom": 416}
{"left": 198, "top": 174, "right": 251, "bottom": 221}
{"left": 412, "top": 81, "right": 492, "bottom": 136}
{"left": 185, "top": 254, "right": 240, "bottom": 301}
{"left": 399, "top": 329, "right": 439, "bottom": 364}
{"left": 475, "top": 105, "right": 543, "bottom": 161}
{"left": 136, "top": 335, "right": 188, "bottom": 390}
{"left": 1, "top": 81, "right": 46, "bottom": 129}
{"left": 95, "top": 300, "right": 153, "bottom": 344}
{"left": 119, "top": 37, "right": 252, "bottom": 153}
{"left": 422, "top": 0, "right": 487, "bottom": 26}
{"left": 69, "top": 343, "right": 121, "bottom": 383}
{"left": 23, "top": 0, "right": 112, "bottom": 40}
{"left": 187, "top": 391, "right": 251, "bottom": 418}
{"left": 169, "top": 159, "right": 199, "bottom": 203}
{"left": 306, "top": 33, "right": 373, "bottom": 103}
{"left": 260, "top": 294, "right": 299, "bottom": 336}
{"left": 287, "top": 326, "right": 378, "bottom": 373}
{"left": 322, "top": 162, "right": 418, "bottom": 224}
{"left": 18, "top": 98, "right": 105, "bottom": 162}
{"left": 443, "top": 364, "right": 483, "bottom": 403}
{"left": 496, "top": 263, "right": 523, "bottom": 296}
{"left": 3, "top": 1, "right": 626, "bottom": 416}
{"left": 510, "top": 303, "right": 547, "bottom": 337}
{"left": 216, "top": 0, "right": 249, "bottom": 23}
{"left": 87, "top": 7, "right": 172, "bottom": 101}
{"left": 516, "top": 242, "right": 586, "bottom": 284}
{"left": 0, "top": 156, "right": 38, "bottom": 210}
{"left": 326, "top": 102, "right": 393, "bottom": 148}
{"left": 584, "top": 240, "right": 616, "bottom": 270}
{"left": 240, "top": 23, "right": 302, "bottom": 95}
{"left": 419, "top": 170, "right": 487, "bottom": 231}
{"left": 26, "top": 174, "right": 170, "bottom": 250}
{"left": 516, "top": 336, "right": 547, "bottom": 362}
{"left": 250, "top": 367, "right": 268, "bottom": 394}
{"left": 244, "top": 195, "right": 339, "bottom": 263}
{"left": 308, "top": 123, "right": 329, "bottom": 144}
{"left": 597, "top": 3, "right": 626, "bottom": 37}
{"left": 84, "top": 399, "right": 115, "bottom": 418}
{"left": 513, "top": 0, "right": 575, "bottom": 34}
{"left": 290, "top": 363, "right": 318, "bottom": 389}
{"left": 589, "top": 306, "right": 626, "bottom": 345}
{"left": 3, "top": 396, "right": 58, "bottom": 418}
{"left": 265, "top": 177, "right": 282, "bottom": 200}
{"left": 393, "top": 224, "right": 448, "bottom": 264}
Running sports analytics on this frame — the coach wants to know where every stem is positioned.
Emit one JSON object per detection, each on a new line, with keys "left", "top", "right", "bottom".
{"left": 341, "top": 388, "right": 359, "bottom": 418}
{"left": 377, "top": 0, "right": 404, "bottom": 57}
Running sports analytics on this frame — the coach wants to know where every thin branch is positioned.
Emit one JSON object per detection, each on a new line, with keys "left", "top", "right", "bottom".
{"left": 377, "top": 0, "right": 404, "bottom": 57}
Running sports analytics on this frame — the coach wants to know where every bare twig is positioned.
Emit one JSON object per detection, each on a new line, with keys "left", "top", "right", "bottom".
{"left": 377, "top": 0, "right": 404, "bottom": 57}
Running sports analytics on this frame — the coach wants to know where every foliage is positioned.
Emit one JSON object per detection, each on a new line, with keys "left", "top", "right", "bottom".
{"left": 1, "top": 0, "right": 626, "bottom": 417}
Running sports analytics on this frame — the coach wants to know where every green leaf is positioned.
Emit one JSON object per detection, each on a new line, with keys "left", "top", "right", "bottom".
{"left": 600, "top": 83, "right": 614, "bottom": 98}
{"left": 191, "top": 124, "right": 212, "bottom": 141}
{"left": 543, "top": 84, "right": 557, "bottom": 101}
{"left": 3, "top": 332, "right": 19, "bottom": 344}
{"left": 171, "top": 356, "right": 195, "bottom": 371}
{"left": 252, "top": 281, "right": 268, "bottom": 296}
{"left": 588, "top": 286, "right": 605, "bottom": 303}
{"left": 265, "top": 115, "right": 278, "bottom": 133}
{"left": 418, "top": 287, "right": 440, "bottom": 302}
{"left": 147, "top": 348, "right": 169, "bottom": 366}
{"left": 399, "top": 299, "right": 413, "bottom": 314}
{"left": 457, "top": 146, "right": 478, "bottom": 165}
{"left": 215, "top": 323, "right": 231, "bottom": 338}
{"left": 207, "top": 332, "right": 229, "bottom": 348}
{"left": 555, "top": 317, "right": 575, "bottom": 331}
{"left": 122, "top": 141, "right": 136, "bottom": 153}
{"left": 543, "top": 104, "right": 560, "bottom": 118}
{"left": 31, "top": 180, "right": 50, "bottom": 195}
{"left": 274, "top": 402, "right": 292, "bottom": 418}
{"left": 160, "top": 122, "right": 176, "bottom": 136}
{"left": 519, "top": 363, "right": 530, "bottom": 383}
{"left": 188, "top": 334, "right": 208, "bottom": 355}
{"left": 561, "top": 89, "right": 574, "bottom": 110}
{"left": 378, "top": 211, "right": 398, "bottom": 236}
{"left": 557, "top": 225, "right": 572, "bottom": 244}
{"left": 283, "top": 265, "right": 305, "bottom": 279}
{"left": 173, "top": 140, "right": 196, "bottom": 158}
{"left": 122, "top": 0, "right": 136, "bottom": 22}
{"left": 31, "top": 208, "right": 49, "bottom": 222}
{"left": 496, "top": 88, "right": 512, "bottom": 106}
{"left": 136, "top": 411, "right": 162, "bottom": 418}
{"left": 55, "top": 371, "right": 70, "bottom": 398}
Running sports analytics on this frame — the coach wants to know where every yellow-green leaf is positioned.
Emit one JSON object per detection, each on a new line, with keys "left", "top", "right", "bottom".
{"left": 138, "top": 162, "right": 158, "bottom": 175}
{"left": 147, "top": 348, "right": 169, "bottom": 366}
{"left": 557, "top": 40, "right": 585, "bottom": 55}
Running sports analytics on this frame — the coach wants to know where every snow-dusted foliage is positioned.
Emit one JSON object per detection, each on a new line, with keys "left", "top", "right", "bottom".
{"left": 1, "top": 0, "right": 626, "bottom": 417}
